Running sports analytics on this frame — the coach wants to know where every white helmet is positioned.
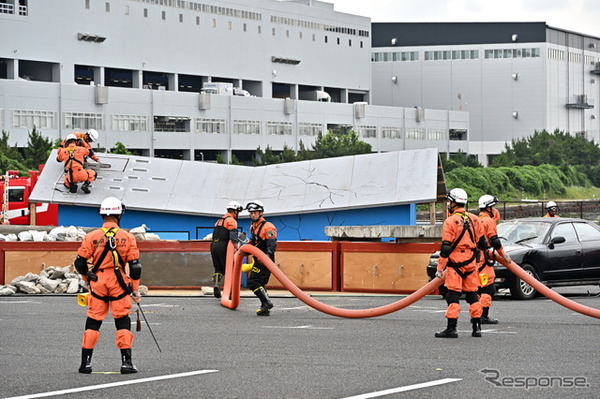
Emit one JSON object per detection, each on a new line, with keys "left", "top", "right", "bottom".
{"left": 246, "top": 200, "right": 264, "bottom": 212}
{"left": 66, "top": 133, "right": 78, "bottom": 141}
{"left": 479, "top": 194, "right": 498, "bottom": 209}
{"left": 446, "top": 188, "right": 468, "bottom": 205}
{"left": 546, "top": 201, "right": 557, "bottom": 210}
{"left": 227, "top": 200, "right": 243, "bottom": 212}
{"left": 99, "top": 197, "right": 124, "bottom": 215}
{"left": 86, "top": 129, "right": 98, "bottom": 142}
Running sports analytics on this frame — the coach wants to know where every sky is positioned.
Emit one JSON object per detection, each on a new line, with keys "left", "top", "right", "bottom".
{"left": 328, "top": 0, "right": 600, "bottom": 38}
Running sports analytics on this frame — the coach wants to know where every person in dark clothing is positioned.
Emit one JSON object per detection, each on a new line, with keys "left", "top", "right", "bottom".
{"left": 210, "top": 201, "right": 243, "bottom": 298}
{"left": 245, "top": 200, "right": 278, "bottom": 316}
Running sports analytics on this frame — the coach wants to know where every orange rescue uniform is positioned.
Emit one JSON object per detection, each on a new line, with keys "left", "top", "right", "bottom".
{"left": 437, "top": 207, "right": 485, "bottom": 319}
{"left": 77, "top": 222, "right": 140, "bottom": 350}
{"left": 59, "top": 132, "right": 100, "bottom": 161}
{"left": 478, "top": 210, "right": 507, "bottom": 308}
{"left": 57, "top": 143, "right": 97, "bottom": 189}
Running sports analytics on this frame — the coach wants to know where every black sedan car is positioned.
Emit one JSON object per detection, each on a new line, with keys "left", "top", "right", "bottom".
{"left": 426, "top": 217, "right": 600, "bottom": 299}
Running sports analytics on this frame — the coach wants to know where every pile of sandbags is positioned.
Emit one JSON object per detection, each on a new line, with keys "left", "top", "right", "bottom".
{"left": 0, "top": 225, "right": 160, "bottom": 242}
{"left": 0, "top": 265, "right": 86, "bottom": 296}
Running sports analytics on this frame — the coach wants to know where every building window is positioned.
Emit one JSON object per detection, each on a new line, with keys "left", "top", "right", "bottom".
{"left": 63, "top": 112, "right": 103, "bottom": 130}
{"left": 111, "top": 114, "right": 147, "bottom": 131}
{"left": 406, "top": 128, "right": 426, "bottom": 140}
{"left": 357, "top": 126, "right": 377, "bottom": 138}
{"left": 197, "top": 118, "right": 226, "bottom": 134}
{"left": 124, "top": 5, "right": 129, "bottom": 15}
{"left": 144, "top": 8, "right": 148, "bottom": 17}
{"left": 179, "top": 13, "right": 183, "bottom": 22}
{"left": 196, "top": 16, "right": 200, "bottom": 25}
{"left": 267, "top": 122, "right": 292, "bottom": 135}
{"left": 12, "top": 110, "right": 56, "bottom": 129}
{"left": 243, "top": 23, "right": 247, "bottom": 32}
{"left": 212, "top": 18, "right": 216, "bottom": 27}
{"left": 162, "top": 10, "right": 166, "bottom": 20}
{"left": 272, "top": 27, "right": 276, "bottom": 36}
{"left": 154, "top": 116, "right": 190, "bottom": 132}
{"left": 105, "top": 2, "right": 110, "bottom": 12}
{"left": 299, "top": 123, "right": 323, "bottom": 137}
{"left": 381, "top": 127, "right": 402, "bottom": 139}
{"left": 449, "top": 129, "right": 467, "bottom": 141}
{"left": 85, "top": 0, "right": 90, "bottom": 10}
{"left": 312, "top": 34, "right": 316, "bottom": 41}
{"left": 233, "top": 120, "right": 260, "bottom": 135}
{"left": 427, "top": 129, "right": 446, "bottom": 141}
{"left": 258, "top": 25, "right": 261, "bottom": 34}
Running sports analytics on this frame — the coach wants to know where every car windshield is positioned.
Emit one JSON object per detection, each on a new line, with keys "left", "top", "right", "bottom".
{"left": 497, "top": 221, "right": 551, "bottom": 245}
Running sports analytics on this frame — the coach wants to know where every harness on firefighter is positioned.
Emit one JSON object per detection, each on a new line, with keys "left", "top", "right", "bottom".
{"left": 447, "top": 212, "right": 479, "bottom": 279}
{"left": 212, "top": 215, "right": 231, "bottom": 244}
{"left": 64, "top": 146, "right": 85, "bottom": 185}
{"left": 250, "top": 220, "right": 267, "bottom": 247}
{"left": 89, "top": 227, "right": 132, "bottom": 302}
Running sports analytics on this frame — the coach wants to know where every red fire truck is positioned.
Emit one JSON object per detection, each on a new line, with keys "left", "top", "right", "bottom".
{"left": 0, "top": 167, "right": 58, "bottom": 226}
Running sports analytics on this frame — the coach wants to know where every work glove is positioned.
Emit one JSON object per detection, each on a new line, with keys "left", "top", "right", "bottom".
{"left": 131, "top": 290, "right": 141, "bottom": 304}
{"left": 435, "top": 270, "right": 444, "bottom": 279}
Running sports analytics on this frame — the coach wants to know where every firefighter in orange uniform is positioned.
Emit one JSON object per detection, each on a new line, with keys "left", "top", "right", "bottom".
{"left": 59, "top": 129, "right": 100, "bottom": 162}
{"left": 74, "top": 197, "right": 142, "bottom": 374}
{"left": 56, "top": 134, "right": 97, "bottom": 194}
{"left": 210, "top": 201, "right": 243, "bottom": 298}
{"left": 435, "top": 188, "right": 488, "bottom": 338}
{"left": 478, "top": 195, "right": 511, "bottom": 324}
{"left": 544, "top": 201, "right": 559, "bottom": 218}
{"left": 246, "top": 200, "right": 278, "bottom": 316}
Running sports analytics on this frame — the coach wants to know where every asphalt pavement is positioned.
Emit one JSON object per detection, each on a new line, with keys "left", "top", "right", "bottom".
{"left": 1, "top": 286, "right": 599, "bottom": 399}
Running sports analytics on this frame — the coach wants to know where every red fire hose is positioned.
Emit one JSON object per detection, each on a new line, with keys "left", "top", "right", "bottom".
{"left": 221, "top": 244, "right": 600, "bottom": 319}
{"left": 221, "top": 243, "right": 443, "bottom": 318}
{"left": 496, "top": 254, "right": 600, "bottom": 318}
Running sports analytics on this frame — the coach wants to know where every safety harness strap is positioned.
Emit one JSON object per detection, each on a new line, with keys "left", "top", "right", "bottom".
{"left": 90, "top": 227, "right": 132, "bottom": 302}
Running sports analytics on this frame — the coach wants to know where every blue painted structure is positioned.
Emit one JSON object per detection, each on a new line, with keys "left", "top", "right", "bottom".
{"left": 58, "top": 203, "right": 416, "bottom": 241}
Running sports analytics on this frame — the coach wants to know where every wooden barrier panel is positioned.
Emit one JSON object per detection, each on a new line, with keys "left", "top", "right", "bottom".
{"left": 267, "top": 242, "right": 339, "bottom": 291}
{"left": 0, "top": 240, "right": 213, "bottom": 288}
{"left": 340, "top": 242, "right": 440, "bottom": 294}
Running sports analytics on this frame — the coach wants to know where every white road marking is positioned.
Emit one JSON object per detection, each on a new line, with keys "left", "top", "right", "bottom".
{"left": 278, "top": 306, "right": 311, "bottom": 310}
{"left": 4, "top": 369, "right": 218, "bottom": 399}
{"left": 138, "top": 303, "right": 176, "bottom": 308}
{"left": 0, "top": 301, "right": 42, "bottom": 304}
{"left": 262, "top": 325, "right": 334, "bottom": 330}
{"left": 339, "top": 377, "right": 462, "bottom": 399}
{"left": 412, "top": 309, "right": 447, "bottom": 313}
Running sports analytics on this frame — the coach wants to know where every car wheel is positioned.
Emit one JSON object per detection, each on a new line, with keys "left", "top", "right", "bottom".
{"left": 510, "top": 264, "right": 538, "bottom": 300}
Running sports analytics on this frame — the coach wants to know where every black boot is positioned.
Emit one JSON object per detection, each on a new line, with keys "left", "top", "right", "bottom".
{"left": 435, "top": 318, "right": 458, "bottom": 338}
{"left": 78, "top": 348, "right": 93, "bottom": 374}
{"left": 212, "top": 273, "right": 222, "bottom": 298}
{"left": 471, "top": 318, "right": 482, "bottom": 337}
{"left": 81, "top": 181, "right": 91, "bottom": 194}
{"left": 481, "top": 307, "right": 498, "bottom": 324}
{"left": 254, "top": 287, "right": 274, "bottom": 316}
{"left": 69, "top": 182, "right": 78, "bottom": 193}
{"left": 120, "top": 348, "right": 138, "bottom": 374}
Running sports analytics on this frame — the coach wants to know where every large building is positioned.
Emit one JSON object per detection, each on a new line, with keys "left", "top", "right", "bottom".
{"left": 371, "top": 22, "right": 600, "bottom": 165}
{"left": 0, "top": 0, "right": 468, "bottom": 163}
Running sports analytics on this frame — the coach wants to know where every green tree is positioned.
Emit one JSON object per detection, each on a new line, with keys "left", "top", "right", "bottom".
{"left": 0, "top": 131, "right": 24, "bottom": 165}
{"left": 110, "top": 142, "right": 134, "bottom": 155}
{"left": 441, "top": 149, "right": 482, "bottom": 173}
{"left": 309, "top": 130, "right": 371, "bottom": 159}
{"left": 22, "top": 127, "right": 53, "bottom": 170}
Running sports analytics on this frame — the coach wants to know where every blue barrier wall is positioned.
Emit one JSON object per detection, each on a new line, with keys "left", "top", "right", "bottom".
{"left": 58, "top": 203, "right": 416, "bottom": 241}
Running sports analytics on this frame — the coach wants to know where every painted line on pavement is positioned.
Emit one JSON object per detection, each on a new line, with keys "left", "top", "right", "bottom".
{"left": 4, "top": 369, "right": 218, "bottom": 399}
{"left": 339, "top": 377, "right": 462, "bottom": 399}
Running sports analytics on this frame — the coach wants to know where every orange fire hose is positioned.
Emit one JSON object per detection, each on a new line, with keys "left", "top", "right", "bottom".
{"left": 221, "top": 243, "right": 444, "bottom": 318}
{"left": 496, "top": 254, "right": 600, "bottom": 319}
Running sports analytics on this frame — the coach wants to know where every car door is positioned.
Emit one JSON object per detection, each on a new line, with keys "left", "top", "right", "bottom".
{"left": 573, "top": 222, "right": 600, "bottom": 280}
{"left": 543, "top": 222, "right": 583, "bottom": 281}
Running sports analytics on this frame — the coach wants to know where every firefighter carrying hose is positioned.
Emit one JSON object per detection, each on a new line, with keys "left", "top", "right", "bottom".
{"left": 74, "top": 197, "right": 142, "bottom": 374}
{"left": 56, "top": 134, "right": 97, "bottom": 194}
{"left": 435, "top": 188, "right": 488, "bottom": 338}
{"left": 478, "top": 195, "right": 512, "bottom": 324}
{"left": 210, "top": 200, "right": 243, "bottom": 298}
{"left": 246, "top": 200, "right": 278, "bottom": 316}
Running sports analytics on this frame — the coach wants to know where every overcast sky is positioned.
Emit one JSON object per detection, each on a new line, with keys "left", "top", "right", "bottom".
{"left": 328, "top": 0, "right": 600, "bottom": 38}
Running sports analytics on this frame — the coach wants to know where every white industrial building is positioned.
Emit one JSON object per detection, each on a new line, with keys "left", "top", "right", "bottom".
{"left": 370, "top": 22, "right": 600, "bottom": 165}
{"left": 0, "top": 0, "right": 468, "bottom": 163}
